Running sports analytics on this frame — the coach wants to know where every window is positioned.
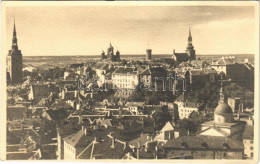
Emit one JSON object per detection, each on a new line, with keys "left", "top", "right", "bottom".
{"left": 250, "top": 147, "right": 254, "bottom": 150}
{"left": 251, "top": 153, "right": 254, "bottom": 157}
{"left": 223, "top": 153, "right": 226, "bottom": 158}
{"left": 250, "top": 140, "right": 254, "bottom": 144}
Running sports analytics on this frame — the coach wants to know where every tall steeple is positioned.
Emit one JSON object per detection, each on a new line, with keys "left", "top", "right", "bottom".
{"left": 7, "top": 19, "right": 23, "bottom": 84}
{"left": 12, "top": 19, "right": 18, "bottom": 50}
{"left": 186, "top": 26, "right": 196, "bottom": 60}
{"left": 188, "top": 26, "right": 192, "bottom": 42}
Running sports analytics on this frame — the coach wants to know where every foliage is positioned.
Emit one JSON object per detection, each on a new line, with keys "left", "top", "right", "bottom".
{"left": 152, "top": 108, "right": 172, "bottom": 130}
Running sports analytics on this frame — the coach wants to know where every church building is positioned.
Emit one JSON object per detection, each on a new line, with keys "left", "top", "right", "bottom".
{"left": 199, "top": 82, "right": 245, "bottom": 140}
{"left": 101, "top": 43, "right": 120, "bottom": 62}
{"left": 172, "top": 27, "right": 196, "bottom": 63}
{"left": 6, "top": 20, "right": 23, "bottom": 84}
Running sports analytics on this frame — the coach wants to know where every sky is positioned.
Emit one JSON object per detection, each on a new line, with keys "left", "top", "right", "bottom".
{"left": 5, "top": 5, "right": 256, "bottom": 56}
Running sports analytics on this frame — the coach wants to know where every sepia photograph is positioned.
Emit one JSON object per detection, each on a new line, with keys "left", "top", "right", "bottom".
{"left": 1, "top": 1, "right": 259, "bottom": 162}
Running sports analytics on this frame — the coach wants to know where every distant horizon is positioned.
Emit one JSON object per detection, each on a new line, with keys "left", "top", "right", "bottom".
{"left": 5, "top": 6, "right": 256, "bottom": 56}
{"left": 23, "top": 53, "right": 255, "bottom": 57}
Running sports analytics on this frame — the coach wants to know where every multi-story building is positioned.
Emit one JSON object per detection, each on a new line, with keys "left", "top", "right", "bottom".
{"left": 211, "top": 57, "right": 254, "bottom": 88}
{"left": 6, "top": 20, "right": 23, "bottom": 84}
{"left": 242, "top": 125, "right": 254, "bottom": 159}
{"left": 163, "top": 135, "right": 244, "bottom": 159}
{"left": 227, "top": 97, "right": 241, "bottom": 113}
{"left": 112, "top": 67, "right": 139, "bottom": 89}
{"left": 174, "top": 93, "right": 204, "bottom": 119}
{"left": 63, "top": 127, "right": 91, "bottom": 160}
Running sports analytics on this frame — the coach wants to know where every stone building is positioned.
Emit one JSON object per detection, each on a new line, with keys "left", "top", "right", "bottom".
{"left": 199, "top": 83, "right": 245, "bottom": 140}
{"left": 6, "top": 20, "right": 23, "bottom": 84}
{"left": 101, "top": 43, "right": 120, "bottom": 62}
{"left": 163, "top": 135, "right": 244, "bottom": 159}
{"left": 172, "top": 28, "right": 196, "bottom": 63}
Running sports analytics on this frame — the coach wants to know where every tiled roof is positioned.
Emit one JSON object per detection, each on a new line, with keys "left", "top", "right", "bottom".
{"left": 6, "top": 152, "right": 35, "bottom": 160}
{"left": 129, "top": 133, "right": 151, "bottom": 147}
{"left": 113, "top": 67, "right": 137, "bottom": 75}
{"left": 77, "top": 136, "right": 131, "bottom": 159}
{"left": 44, "top": 109, "right": 69, "bottom": 121}
{"left": 94, "top": 62, "right": 109, "bottom": 70}
{"left": 164, "top": 135, "right": 243, "bottom": 150}
{"left": 63, "top": 129, "right": 93, "bottom": 148}
{"left": 31, "top": 84, "right": 58, "bottom": 98}
{"left": 94, "top": 119, "right": 113, "bottom": 127}
{"left": 213, "top": 57, "right": 237, "bottom": 65}
{"left": 174, "top": 53, "right": 190, "bottom": 62}
{"left": 7, "top": 106, "right": 27, "bottom": 121}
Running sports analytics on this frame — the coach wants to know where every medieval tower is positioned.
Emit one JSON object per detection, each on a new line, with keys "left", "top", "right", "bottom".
{"left": 6, "top": 20, "right": 23, "bottom": 84}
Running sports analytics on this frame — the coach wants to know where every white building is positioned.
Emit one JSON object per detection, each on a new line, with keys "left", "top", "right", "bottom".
{"left": 199, "top": 84, "right": 245, "bottom": 140}
{"left": 174, "top": 93, "right": 204, "bottom": 119}
{"left": 112, "top": 67, "right": 139, "bottom": 89}
{"left": 242, "top": 125, "right": 254, "bottom": 159}
{"left": 63, "top": 127, "right": 91, "bottom": 160}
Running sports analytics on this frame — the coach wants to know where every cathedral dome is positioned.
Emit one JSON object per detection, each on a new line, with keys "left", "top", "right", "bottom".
{"left": 214, "top": 103, "right": 233, "bottom": 115}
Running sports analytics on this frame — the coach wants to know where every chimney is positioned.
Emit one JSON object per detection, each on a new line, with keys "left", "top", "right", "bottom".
{"left": 74, "top": 90, "right": 78, "bottom": 98}
{"left": 145, "top": 142, "right": 148, "bottom": 152}
{"left": 154, "top": 146, "right": 158, "bottom": 159}
{"left": 78, "top": 115, "right": 82, "bottom": 124}
{"left": 124, "top": 141, "right": 128, "bottom": 149}
{"left": 137, "top": 141, "right": 141, "bottom": 159}
{"left": 111, "top": 137, "right": 116, "bottom": 148}
{"left": 173, "top": 49, "right": 175, "bottom": 55}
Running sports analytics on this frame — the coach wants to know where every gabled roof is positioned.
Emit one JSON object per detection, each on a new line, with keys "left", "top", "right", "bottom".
{"left": 161, "top": 122, "right": 174, "bottom": 132}
{"left": 174, "top": 53, "right": 190, "bottom": 62}
{"left": 129, "top": 133, "right": 151, "bottom": 147}
{"left": 140, "top": 68, "right": 152, "bottom": 75}
{"left": 77, "top": 136, "right": 131, "bottom": 159}
{"left": 94, "top": 62, "right": 109, "bottom": 70}
{"left": 63, "top": 129, "right": 92, "bottom": 148}
{"left": 212, "top": 57, "right": 237, "bottom": 65}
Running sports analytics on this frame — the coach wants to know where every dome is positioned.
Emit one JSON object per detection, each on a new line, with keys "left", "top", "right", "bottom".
{"left": 214, "top": 103, "right": 233, "bottom": 115}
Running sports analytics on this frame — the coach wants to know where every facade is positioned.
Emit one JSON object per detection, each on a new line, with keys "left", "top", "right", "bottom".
{"left": 174, "top": 93, "right": 204, "bottom": 119}
{"left": 172, "top": 28, "right": 196, "bottom": 62}
{"left": 163, "top": 135, "right": 244, "bottom": 159}
{"left": 112, "top": 67, "right": 139, "bottom": 89}
{"left": 139, "top": 67, "right": 167, "bottom": 88}
{"left": 227, "top": 97, "right": 241, "bottom": 113}
{"left": 242, "top": 125, "right": 254, "bottom": 159}
{"left": 101, "top": 43, "right": 120, "bottom": 62}
{"left": 211, "top": 57, "right": 254, "bottom": 87}
{"left": 6, "top": 20, "right": 23, "bottom": 84}
{"left": 63, "top": 127, "right": 91, "bottom": 160}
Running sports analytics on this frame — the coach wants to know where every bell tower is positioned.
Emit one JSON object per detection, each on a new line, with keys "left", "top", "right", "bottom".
{"left": 6, "top": 20, "right": 23, "bottom": 84}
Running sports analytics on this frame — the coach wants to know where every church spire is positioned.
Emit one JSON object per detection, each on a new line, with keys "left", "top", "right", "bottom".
{"left": 12, "top": 19, "right": 18, "bottom": 50}
{"left": 188, "top": 26, "right": 192, "bottom": 42}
